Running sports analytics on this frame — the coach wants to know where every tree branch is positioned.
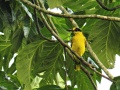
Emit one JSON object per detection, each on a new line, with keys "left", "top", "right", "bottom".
{"left": 65, "top": 47, "right": 113, "bottom": 82}
{"left": 31, "top": 0, "right": 114, "bottom": 82}
{"left": 32, "top": 0, "right": 55, "bottom": 42}
{"left": 21, "top": 0, "right": 120, "bottom": 22}
{"left": 96, "top": 0, "right": 120, "bottom": 11}
{"left": 59, "top": 6, "right": 114, "bottom": 80}
{"left": 38, "top": 9, "right": 113, "bottom": 82}
{"left": 38, "top": 0, "right": 59, "bottom": 35}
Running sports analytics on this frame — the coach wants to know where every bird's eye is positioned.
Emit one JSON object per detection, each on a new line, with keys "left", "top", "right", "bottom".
{"left": 74, "top": 28, "right": 81, "bottom": 31}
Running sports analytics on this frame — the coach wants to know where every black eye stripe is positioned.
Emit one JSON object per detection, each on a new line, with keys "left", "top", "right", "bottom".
{"left": 74, "top": 28, "right": 81, "bottom": 31}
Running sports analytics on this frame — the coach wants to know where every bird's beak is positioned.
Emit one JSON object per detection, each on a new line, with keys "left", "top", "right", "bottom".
{"left": 67, "top": 29, "right": 73, "bottom": 32}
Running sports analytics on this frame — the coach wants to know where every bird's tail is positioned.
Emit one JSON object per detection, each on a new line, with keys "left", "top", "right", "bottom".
{"left": 74, "top": 62, "right": 81, "bottom": 71}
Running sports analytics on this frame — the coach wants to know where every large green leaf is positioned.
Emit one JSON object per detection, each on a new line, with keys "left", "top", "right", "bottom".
{"left": 16, "top": 40, "right": 64, "bottom": 90}
{"left": 63, "top": 0, "right": 98, "bottom": 12}
{"left": 89, "top": 20, "right": 120, "bottom": 68}
{"left": 16, "top": 40, "right": 46, "bottom": 90}
{"left": 33, "top": 41, "right": 64, "bottom": 86}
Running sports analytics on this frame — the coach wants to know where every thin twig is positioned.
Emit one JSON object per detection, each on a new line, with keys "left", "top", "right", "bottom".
{"left": 32, "top": 0, "right": 55, "bottom": 42}
{"left": 38, "top": 0, "right": 59, "bottom": 35}
{"left": 22, "top": 0, "right": 120, "bottom": 22}
{"left": 96, "top": 0, "right": 120, "bottom": 11}
{"left": 59, "top": 6, "right": 79, "bottom": 28}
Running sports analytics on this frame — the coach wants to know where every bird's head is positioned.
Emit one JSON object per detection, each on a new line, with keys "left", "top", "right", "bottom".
{"left": 67, "top": 27, "right": 82, "bottom": 34}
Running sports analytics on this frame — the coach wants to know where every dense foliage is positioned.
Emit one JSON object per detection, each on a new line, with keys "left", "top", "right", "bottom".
{"left": 0, "top": 0, "right": 120, "bottom": 90}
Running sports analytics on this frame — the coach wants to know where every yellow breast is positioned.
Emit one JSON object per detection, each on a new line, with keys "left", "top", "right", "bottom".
{"left": 71, "top": 32, "right": 86, "bottom": 56}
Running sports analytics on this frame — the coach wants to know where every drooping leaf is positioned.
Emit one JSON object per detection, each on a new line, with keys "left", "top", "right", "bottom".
{"left": 89, "top": 20, "right": 120, "bottom": 68}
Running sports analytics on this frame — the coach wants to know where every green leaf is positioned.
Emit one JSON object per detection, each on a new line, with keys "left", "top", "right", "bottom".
{"left": 110, "top": 76, "right": 120, "bottom": 90}
{"left": 65, "top": 53, "right": 76, "bottom": 86}
{"left": 0, "top": 71, "right": 18, "bottom": 90}
{"left": 0, "top": 4, "right": 12, "bottom": 41}
{"left": 3, "top": 26, "right": 12, "bottom": 41}
{"left": 89, "top": 20, "right": 120, "bottom": 68}
{"left": 38, "top": 85, "right": 62, "bottom": 90}
{"left": 0, "top": 18, "right": 3, "bottom": 32}
{"left": 18, "top": 1, "right": 33, "bottom": 21}
{"left": 76, "top": 71, "right": 95, "bottom": 90}
{"left": 63, "top": 0, "right": 98, "bottom": 12}
{"left": 11, "top": 26, "right": 24, "bottom": 52}
{"left": 66, "top": 53, "right": 96, "bottom": 90}
{"left": 16, "top": 40, "right": 46, "bottom": 90}
{"left": 33, "top": 41, "right": 64, "bottom": 85}
{"left": 47, "top": 0, "right": 67, "bottom": 8}
{"left": 0, "top": 35, "right": 11, "bottom": 54}
{"left": 63, "top": 0, "right": 88, "bottom": 11}
{"left": 41, "top": 27, "right": 52, "bottom": 38}
{"left": 0, "top": 35, "right": 12, "bottom": 71}
{"left": 51, "top": 17, "right": 70, "bottom": 40}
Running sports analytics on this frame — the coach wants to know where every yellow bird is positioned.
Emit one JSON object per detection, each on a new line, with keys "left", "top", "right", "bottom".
{"left": 68, "top": 27, "right": 86, "bottom": 71}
